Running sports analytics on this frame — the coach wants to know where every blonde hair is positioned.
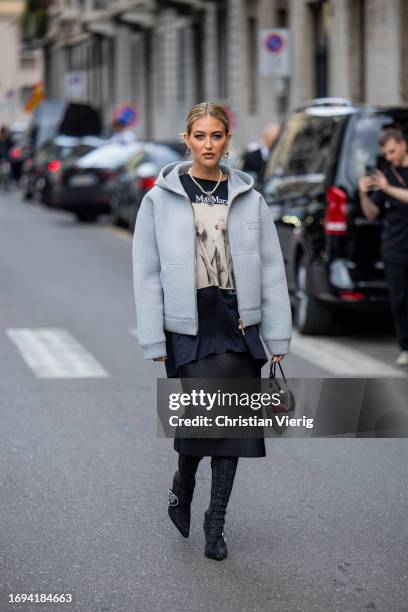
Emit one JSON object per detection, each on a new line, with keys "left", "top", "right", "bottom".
{"left": 184, "top": 102, "right": 230, "bottom": 135}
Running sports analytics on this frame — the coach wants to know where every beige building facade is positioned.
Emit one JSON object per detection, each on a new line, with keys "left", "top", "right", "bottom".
{"left": 0, "top": 0, "right": 43, "bottom": 126}
{"left": 42, "top": 0, "right": 408, "bottom": 149}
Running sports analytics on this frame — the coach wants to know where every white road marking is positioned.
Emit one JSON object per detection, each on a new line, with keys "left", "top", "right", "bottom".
{"left": 291, "top": 330, "right": 406, "bottom": 377}
{"left": 7, "top": 328, "right": 109, "bottom": 379}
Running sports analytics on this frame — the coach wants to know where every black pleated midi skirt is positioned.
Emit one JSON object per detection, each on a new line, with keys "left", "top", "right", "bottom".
{"left": 171, "top": 351, "right": 266, "bottom": 457}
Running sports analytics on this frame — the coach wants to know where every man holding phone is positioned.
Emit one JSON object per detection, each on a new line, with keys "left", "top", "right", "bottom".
{"left": 359, "top": 126, "right": 408, "bottom": 366}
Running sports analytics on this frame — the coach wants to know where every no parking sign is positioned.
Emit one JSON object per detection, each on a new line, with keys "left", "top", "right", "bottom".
{"left": 258, "top": 28, "right": 290, "bottom": 77}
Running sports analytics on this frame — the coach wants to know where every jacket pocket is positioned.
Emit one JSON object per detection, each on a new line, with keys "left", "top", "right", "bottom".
{"left": 160, "top": 263, "right": 194, "bottom": 319}
{"left": 233, "top": 252, "right": 262, "bottom": 311}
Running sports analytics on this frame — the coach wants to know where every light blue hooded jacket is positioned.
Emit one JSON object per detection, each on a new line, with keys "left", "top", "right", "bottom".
{"left": 132, "top": 161, "right": 292, "bottom": 360}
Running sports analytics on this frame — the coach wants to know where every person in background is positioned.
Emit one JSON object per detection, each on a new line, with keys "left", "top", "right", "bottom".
{"left": 359, "top": 126, "right": 408, "bottom": 366}
{"left": 240, "top": 122, "right": 281, "bottom": 185}
{"left": 0, "top": 125, "right": 12, "bottom": 159}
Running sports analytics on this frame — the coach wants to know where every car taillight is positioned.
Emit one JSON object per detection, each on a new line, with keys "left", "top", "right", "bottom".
{"left": 325, "top": 186, "right": 348, "bottom": 235}
{"left": 10, "top": 147, "right": 22, "bottom": 159}
{"left": 48, "top": 159, "right": 62, "bottom": 173}
{"left": 339, "top": 290, "right": 365, "bottom": 301}
{"left": 138, "top": 176, "right": 156, "bottom": 191}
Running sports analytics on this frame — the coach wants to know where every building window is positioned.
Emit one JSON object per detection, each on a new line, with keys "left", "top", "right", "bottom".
{"left": 192, "top": 17, "right": 204, "bottom": 103}
{"left": 309, "top": 0, "right": 330, "bottom": 98}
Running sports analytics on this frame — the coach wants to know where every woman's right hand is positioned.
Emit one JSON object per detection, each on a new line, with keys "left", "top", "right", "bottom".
{"left": 153, "top": 356, "right": 167, "bottom": 362}
{"left": 272, "top": 354, "right": 285, "bottom": 363}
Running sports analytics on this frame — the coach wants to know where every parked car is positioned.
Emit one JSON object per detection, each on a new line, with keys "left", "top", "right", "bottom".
{"left": 53, "top": 141, "right": 145, "bottom": 222}
{"left": 17, "top": 100, "right": 102, "bottom": 189}
{"left": 261, "top": 97, "right": 408, "bottom": 334}
{"left": 110, "top": 142, "right": 182, "bottom": 230}
{"left": 30, "top": 99, "right": 102, "bottom": 148}
{"left": 22, "top": 135, "right": 105, "bottom": 205}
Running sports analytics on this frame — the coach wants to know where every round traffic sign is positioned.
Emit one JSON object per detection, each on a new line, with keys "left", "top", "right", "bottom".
{"left": 113, "top": 103, "right": 139, "bottom": 127}
{"left": 264, "top": 33, "right": 284, "bottom": 54}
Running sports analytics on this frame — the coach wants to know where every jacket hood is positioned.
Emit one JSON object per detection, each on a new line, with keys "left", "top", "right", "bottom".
{"left": 155, "top": 161, "right": 255, "bottom": 201}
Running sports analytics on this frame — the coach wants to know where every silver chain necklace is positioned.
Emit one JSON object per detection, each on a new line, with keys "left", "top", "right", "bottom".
{"left": 187, "top": 168, "right": 223, "bottom": 205}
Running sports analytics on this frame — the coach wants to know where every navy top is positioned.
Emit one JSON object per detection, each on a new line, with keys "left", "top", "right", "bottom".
{"left": 164, "top": 172, "right": 268, "bottom": 377}
{"left": 370, "top": 165, "right": 408, "bottom": 264}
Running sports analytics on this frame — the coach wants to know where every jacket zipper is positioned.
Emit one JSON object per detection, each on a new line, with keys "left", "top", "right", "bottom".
{"left": 183, "top": 195, "right": 199, "bottom": 333}
{"left": 226, "top": 195, "right": 246, "bottom": 336}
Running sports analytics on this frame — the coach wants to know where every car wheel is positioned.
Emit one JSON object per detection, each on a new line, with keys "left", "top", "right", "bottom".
{"left": 295, "top": 257, "right": 334, "bottom": 334}
{"left": 76, "top": 212, "right": 97, "bottom": 223}
{"left": 42, "top": 185, "right": 52, "bottom": 207}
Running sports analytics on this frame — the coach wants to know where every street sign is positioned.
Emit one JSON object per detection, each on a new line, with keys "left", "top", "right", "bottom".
{"left": 113, "top": 103, "right": 139, "bottom": 127}
{"left": 258, "top": 28, "right": 290, "bottom": 77}
{"left": 65, "top": 71, "right": 87, "bottom": 100}
{"left": 24, "top": 83, "right": 44, "bottom": 113}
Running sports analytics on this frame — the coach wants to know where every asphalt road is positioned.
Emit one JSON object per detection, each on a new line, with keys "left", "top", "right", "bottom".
{"left": 0, "top": 190, "right": 407, "bottom": 612}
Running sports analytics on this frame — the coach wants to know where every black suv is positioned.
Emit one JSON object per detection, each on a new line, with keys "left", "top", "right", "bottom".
{"left": 262, "top": 98, "right": 408, "bottom": 334}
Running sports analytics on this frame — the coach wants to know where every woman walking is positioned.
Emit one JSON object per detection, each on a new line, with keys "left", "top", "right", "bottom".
{"left": 132, "top": 102, "right": 292, "bottom": 561}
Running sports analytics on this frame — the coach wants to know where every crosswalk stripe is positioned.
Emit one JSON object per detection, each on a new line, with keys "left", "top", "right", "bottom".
{"left": 290, "top": 330, "right": 405, "bottom": 377}
{"left": 7, "top": 328, "right": 109, "bottom": 379}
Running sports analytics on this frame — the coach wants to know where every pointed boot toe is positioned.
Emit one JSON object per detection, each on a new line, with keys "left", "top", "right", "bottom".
{"left": 167, "top": 469, "right": 195, "bottom": 538}
{"left": 168, "top": 488, "right": 191, "bottom": 538}
{"left": 204, "top": 534, "right": 228, "bottom": 560}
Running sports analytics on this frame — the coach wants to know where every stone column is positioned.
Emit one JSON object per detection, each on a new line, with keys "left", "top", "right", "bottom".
{"left": 288, "top": 0, "right": 314, "bottom": 110}
{"left": 227, "top": 0, "right": 243, "bottom": 125}
{"left": 364, "top": 0, "right": 401, "bottom": 105}
{"left": 151, "top": 8, "right": 178, "bottom": 139}
{"left": 114, "top": 23, "right": 132, "bottom": 105}
{"left": 329, "top": 0, "right": 352, "bottom": 99}
{"left": 257, "top": 0, "right": 280, "bottom": 130}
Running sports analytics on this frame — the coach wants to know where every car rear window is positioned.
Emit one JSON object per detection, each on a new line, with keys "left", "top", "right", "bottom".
{"left": 264, "top": 111, "right": 345, "bottom": 181}
{"left": 77, "top": 143, "right": 143, "bottom": 168}
{"left": 339, "top": 112, "right": 408, "bottom": 189}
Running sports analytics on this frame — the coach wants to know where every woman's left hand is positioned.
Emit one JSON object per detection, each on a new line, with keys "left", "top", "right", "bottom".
{"left": 272, "top": 354, "right": 285, "bottom": 363}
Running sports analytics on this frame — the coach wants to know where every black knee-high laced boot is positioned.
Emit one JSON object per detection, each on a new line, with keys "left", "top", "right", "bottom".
{"left": 168, "top": 454, "right": 203, "bottom": 538}
{"left": 204, "top": 456, "right": 239, "bottom": 560}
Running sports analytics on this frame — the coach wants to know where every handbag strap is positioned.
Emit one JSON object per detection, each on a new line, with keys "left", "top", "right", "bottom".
{"left": 390, "top": 166, "right": 407, "bottom": 188}
{"left": 269, "top": 360, "right": 287, "bottom": 385}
